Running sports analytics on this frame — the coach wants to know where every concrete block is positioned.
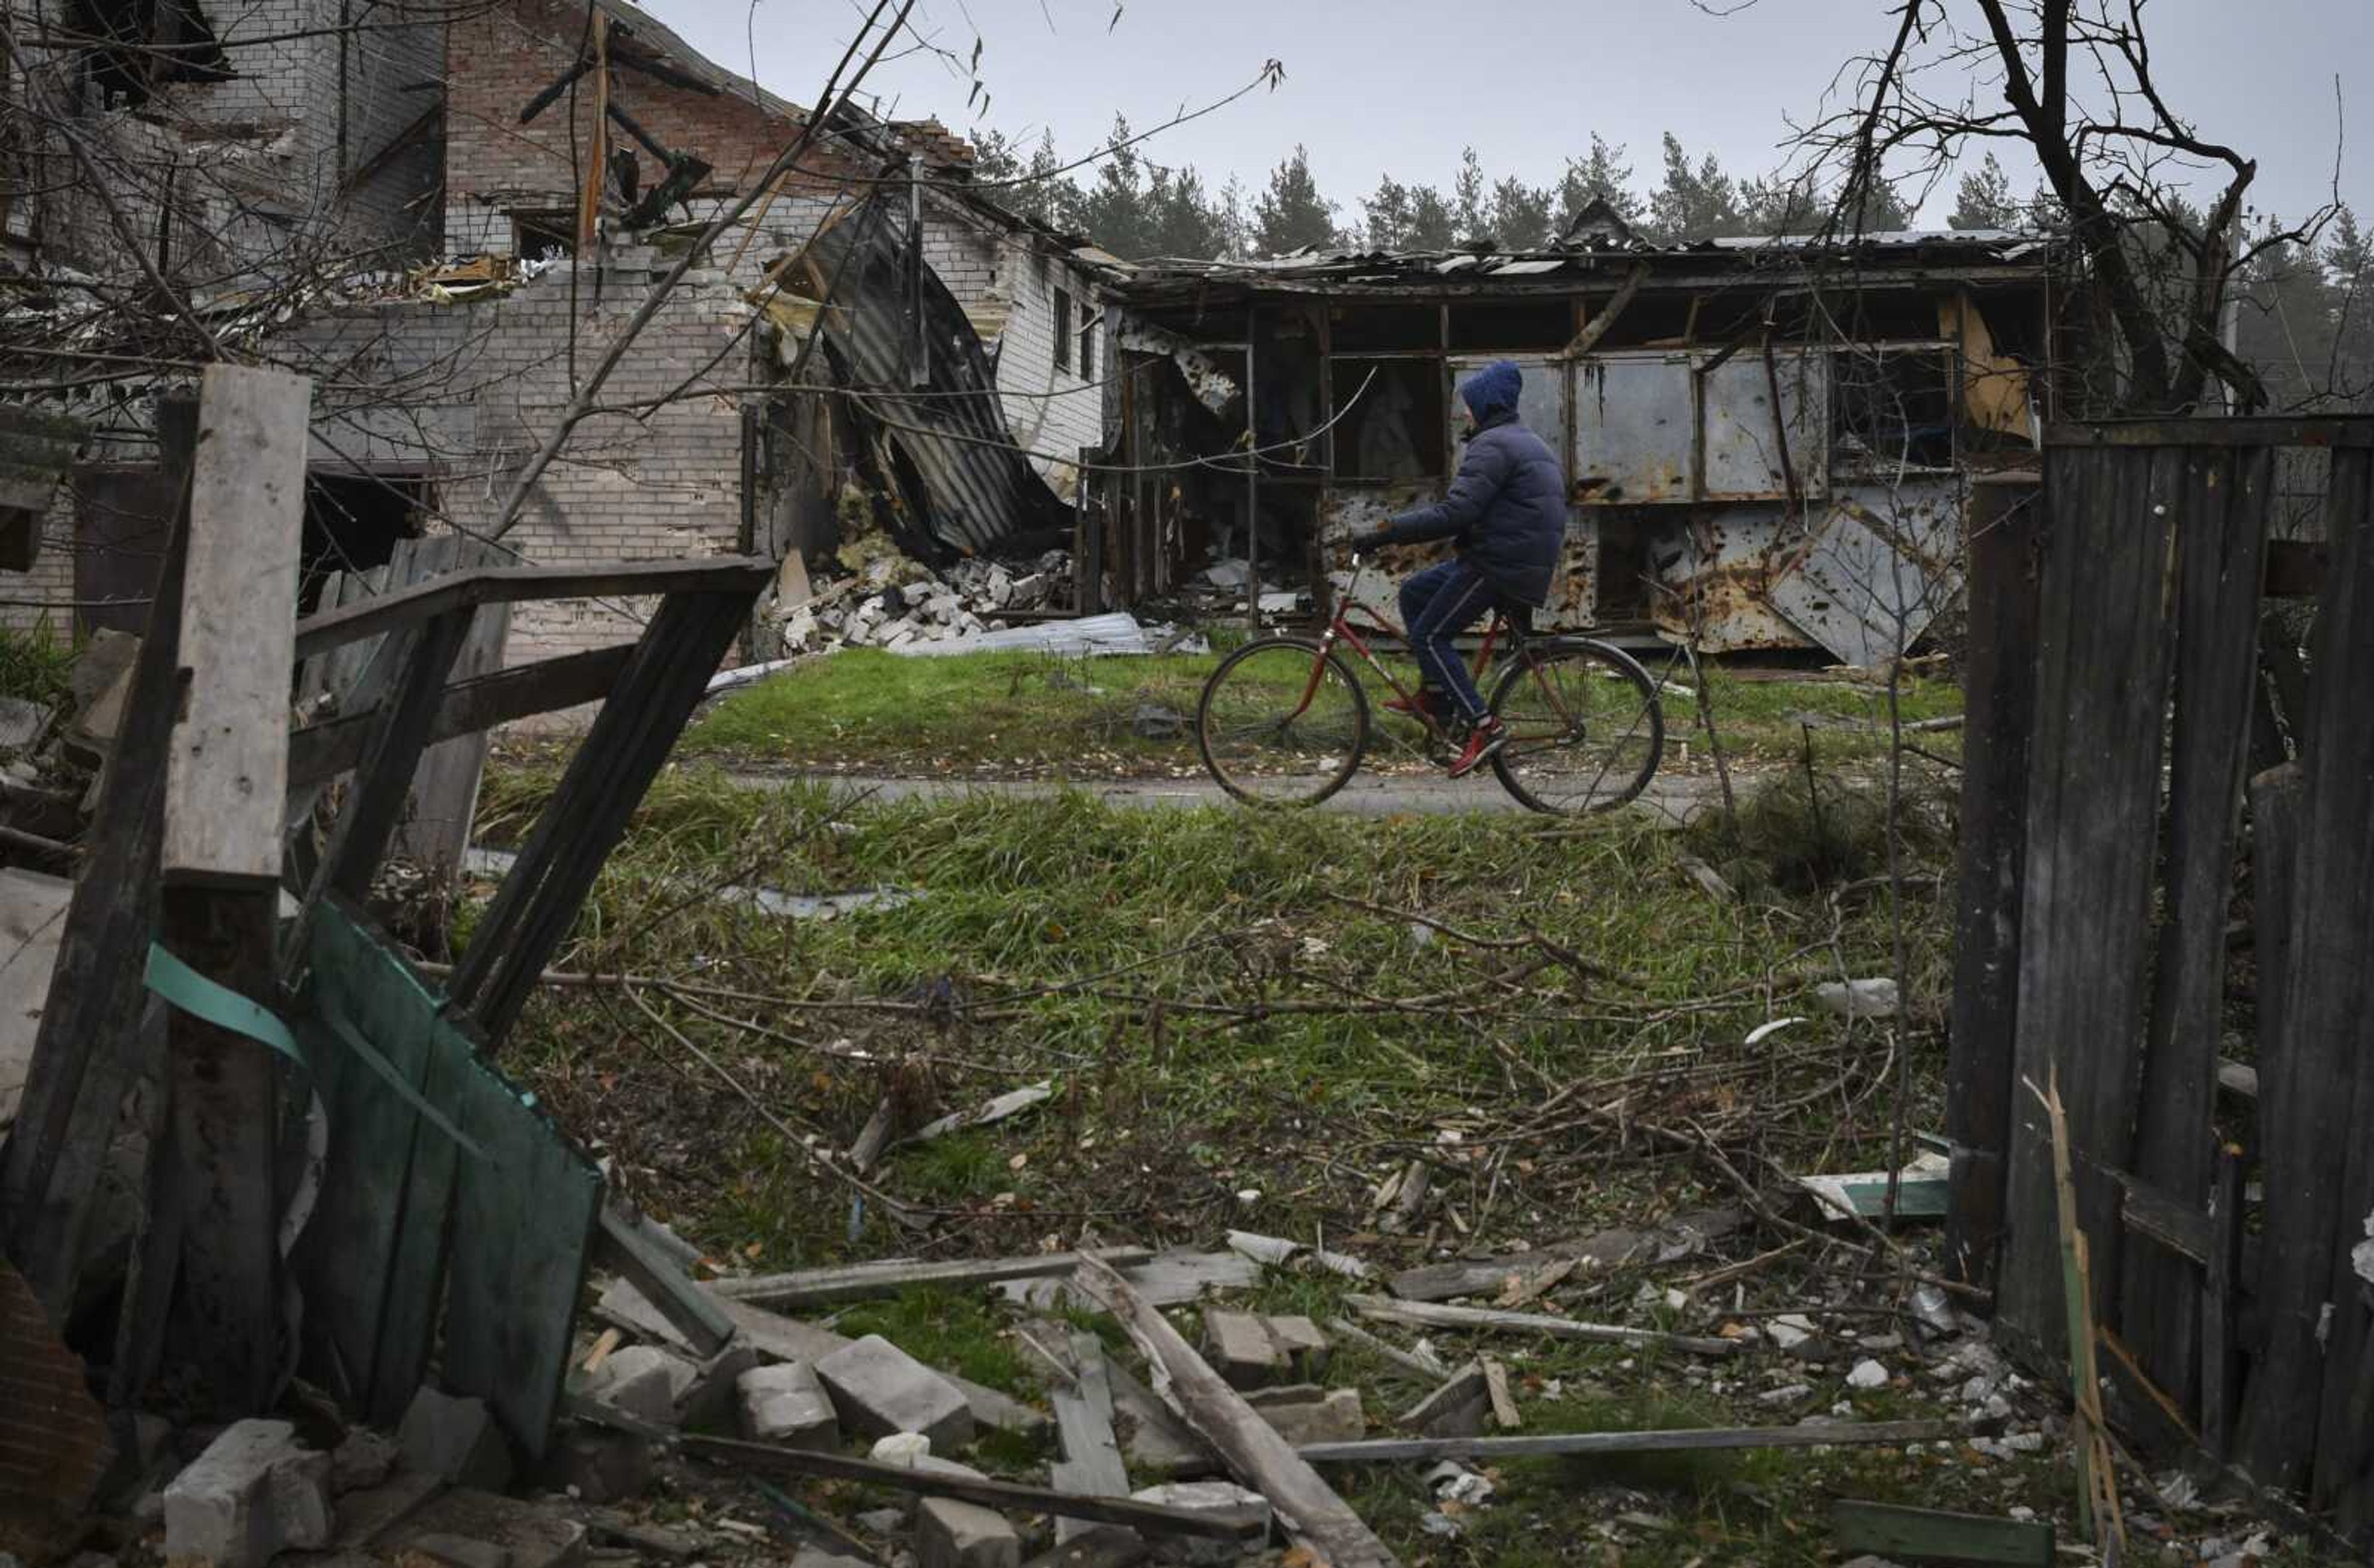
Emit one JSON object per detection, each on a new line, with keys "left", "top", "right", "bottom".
{"left": 1249, "top": 1388, "right": 1364, "bottom": 1446}
{"left": 914, "top": 1497, "right": 1019, "bottom": 1568}
{"left": 682, "top": 1342, "right": 761, "bottom": 1431}
{"left": 1264, "top": 1315, "right": 1330, "bottom": 1378}
{"left": 412, "top": 1531, "right": 513, "bottom": 1568}
{"left": 815, "top": 1335, "right": 974, "bottom": 1451}
{"left": 398, "top": 1389, "right": 516, "bottom": 1491}
{"left": 330, "top": 1430, "right": 399, "bottom": 1494}
{"left": 738, "top": 1361, "right": 838, "bottom": 1450}
{"left": 161, "top": 1419, "right": 334, "bottom": 1567}
{"left": 1199, "top": 1311, "right": 1285, "bottom": 1389}
{"left": 1127, "top": 1482, "right": 1269, "bottom": 1566}
{"left": 582, "top": 1344, "right": 697, "bottom": 1426}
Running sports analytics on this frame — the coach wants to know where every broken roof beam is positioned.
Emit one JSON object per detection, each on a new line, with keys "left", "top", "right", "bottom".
{"left": 287, "top": 644, "right": 636, "bottom": 789}
{"left": 1560, "top": 263, "right": 1650, "bottom": 360}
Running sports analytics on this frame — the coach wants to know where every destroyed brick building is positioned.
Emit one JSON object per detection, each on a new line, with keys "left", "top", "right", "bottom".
{"left": 1086, "top": 206, "right": 2052, "bottom": 666}
{"left": 2, "top": 0, "right": 1112, "bottom": 663}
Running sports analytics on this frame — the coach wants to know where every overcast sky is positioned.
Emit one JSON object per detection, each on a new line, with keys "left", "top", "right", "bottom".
{"left": 647, "top": 0, "right": 2365, "bottom": 230}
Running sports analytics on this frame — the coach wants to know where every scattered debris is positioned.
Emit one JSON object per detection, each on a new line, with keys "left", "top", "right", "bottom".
{"left": 1815, "top": 977, "right": 1901, "bottom": 1018}
{"left": 814, "top": 1334, "right": 976, "bottom": 1451}
{"left": 161, "top": 1420, "right": 334, "bottom": 1568}
{"left": 1831, "top": 1499, "right": 2055, "bottom": 1567}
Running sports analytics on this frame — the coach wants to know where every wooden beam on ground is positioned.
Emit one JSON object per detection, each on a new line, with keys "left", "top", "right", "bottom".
{"left": 292, "top": 558, "right": 772, "bottom": 659}
{"left": 594, "top": 1208, "right": 733, "bottom": 1358}
{"left": 1326, "top": 1316, "right": 1449, "bottom": 1383}
{"left": 714, "top": 1248, "right": 1154, "bottom": 1310}
{"left": 1831, "top": 1500, "right": 2054, "bottom": 1567}
{"left": 680, "top": 1436, "right": 1264, "bottom": 1541}
{"left": 1343, "top": 1294, "right": 1738, "bottom": 1357}
{"left": 1294, "top": 1417, "right": 1972, "bottom": 1464}
{"left": 1050, "top": 1331, "right": 1134, "bottom": 1546}
{"left": 287, "top": 643, "right": 637, "bottom": 789}
{"left": 1072, "top": 1255, "right": 1402, "bottom": 1568}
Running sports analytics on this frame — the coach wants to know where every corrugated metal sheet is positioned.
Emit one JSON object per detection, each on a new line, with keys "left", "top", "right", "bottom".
{"left": 797, "top": 203, "right": 1073, "bottom": 556}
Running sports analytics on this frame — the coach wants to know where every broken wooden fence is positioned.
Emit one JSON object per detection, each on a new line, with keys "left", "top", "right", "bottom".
{"left": 1946, "top": 416, "right": 2374, "bottom": 1540}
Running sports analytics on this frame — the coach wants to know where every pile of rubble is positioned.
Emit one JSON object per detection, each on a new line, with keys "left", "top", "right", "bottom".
{"left": 780, "top": 545, "right": 1073, "bottom": 655}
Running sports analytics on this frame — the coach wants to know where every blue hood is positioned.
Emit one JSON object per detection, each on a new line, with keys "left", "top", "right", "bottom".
{"left": 1461, "top": 360, "right": 1523, "bottom": 425}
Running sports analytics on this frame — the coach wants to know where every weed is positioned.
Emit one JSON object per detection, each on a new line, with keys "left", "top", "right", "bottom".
{"left": 828, "top": 1286, "right": 1040, "bottom": 1402}
{"left": 0, "top": 624, "right": 75, "bottom": 709}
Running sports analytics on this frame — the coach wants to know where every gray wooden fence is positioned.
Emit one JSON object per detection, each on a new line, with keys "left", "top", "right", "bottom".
{"left": 1947, "top": 417, "right": 2374, "bottom": 1543}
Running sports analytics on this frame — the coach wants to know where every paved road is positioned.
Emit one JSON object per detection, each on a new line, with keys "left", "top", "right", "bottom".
{"left": 721, "top": 767, "right": 1735, "bottom": 826}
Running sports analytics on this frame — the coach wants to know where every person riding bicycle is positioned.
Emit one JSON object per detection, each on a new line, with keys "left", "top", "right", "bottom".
{"left": 1347, "top": 358, "right": 1567, "bottom": 778}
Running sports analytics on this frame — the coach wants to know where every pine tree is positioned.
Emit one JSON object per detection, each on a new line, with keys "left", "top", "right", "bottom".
{"left": 1646, "top": 133, "right": 1744, "bottom": 243}
{"left": 1554, "top": 135, "right": 1641, "bottom": 235}
{"left": 1144, "top": 164, "right": 1230, "bottom": 260}
{"left": 1405, "top": 185, "right": 1457, "bottom": 250}
{"left": 1490, "top": 176, "right": 1555, "bottom": 250}
{"left": 1738, "top": 174, "right": 1824, "bottom": 237}
{"left": 1451, "top": 147, "right": 1489, "bottom": 244}
{"left": 1074, "top": 114, "right": 1149, "bottom": 258}
{"left": 1253, "top": 145, "right": 1337, "bottom": 255}
{"left": 1362, "top": 176, "right": 1415, "bottom": 251}
{"left": 2321, "top": 205, "right": 2374, "bottom": 407}
{"left": 1949, "top": 153, "right": 2022, "bottom": 231}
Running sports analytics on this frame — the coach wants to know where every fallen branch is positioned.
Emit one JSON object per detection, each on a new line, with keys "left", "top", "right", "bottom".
{"left": 1325, "top": 1316, "right": 1450, "bottom": 1383}
{"left": 1345, "top": 1294, "right": 1739, "bottom": 1358}
{"left": 681, "top": 1436, "right": 1261, "bottom": 1541}
{"left": 1296, "top": 1417, "right": 1975, "bottom": 1463}
{"left": 1071, "top": 1257, "right": 1403, "bottom": 1568}
{"left": 713, "top": 1248, "right": 1153, "bottom": 1310}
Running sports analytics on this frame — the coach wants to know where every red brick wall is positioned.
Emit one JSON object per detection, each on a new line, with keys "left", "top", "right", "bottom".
{"left": 443, "top": 0, "right": 873, "bottom": 224}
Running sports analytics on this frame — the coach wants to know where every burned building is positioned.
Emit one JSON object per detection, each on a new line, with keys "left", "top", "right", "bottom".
{"left": 1092, "top": 207, "right": 2053, "bottom": 665}
{"left": 3, "top": 0, "right": 1110, "bottom": 666}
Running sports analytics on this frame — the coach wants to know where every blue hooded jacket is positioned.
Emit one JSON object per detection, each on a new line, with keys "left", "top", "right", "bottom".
{"left": 1361, "top": 360, "right": 1568, "bottom": 608}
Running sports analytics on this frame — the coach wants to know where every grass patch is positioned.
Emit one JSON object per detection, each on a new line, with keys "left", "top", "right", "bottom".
{"left": 828, "top": 1286, "right": 1040, "bottom": 1404}
{"left": 0, "top": 625, "right": 75, "bottom": 710}
{"left": 670, "top": 646, "right": 1963, "bottom": 783}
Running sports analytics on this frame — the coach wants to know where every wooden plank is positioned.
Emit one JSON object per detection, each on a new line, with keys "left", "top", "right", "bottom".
{"left": 161, "top": 885, "right": 283, "bottom": 1413}
{"left": 1398, "top": 1363, "right": 1489, "bottom": 1438}
{"left": 2126, "top": 443, "right": 2275, "bottom": 1413}
{"left": 287, "top": 644, "right": 637, "bottom": 789}
{"left": 2240, "top": 447, "right": 2374, "bottom": 1495}
{"left": 714, "top": 1248, "right": 1154, "bottom": 1310}
{"left": 1946, "top": 472, "right": 2043, "bottom": 1292}
{"left": 163, "top": 365, "right": 310, "bottom": 888}
{"left": 1832, "top": 1500, "right": 2054, "bottom": 1567}
{"left": 1072, "top": 1256, "right": 1403, "bottom": 1568}
{"left": 1998, "top": 443, "right": 2182, "bottom": 1369}
{"left": 391, "top": 567, "right": 511, "bottom": 884}
{"left": 594, "top": 1208, "right": 733, "bottom": 1358}
{"left": 1481, "top": 1358, "right": 1520, "bottom": 1430}
{"left": 2203, "top": 1145, "right": 2245, "bottom": 1464}
{"left": 2303, "top": 450, "right": 2374, "bottom": 1532}
{"left": 1327, "top": 1316, "right": 1450, "bottom": 1383}
{"left": 1051, "top": 1333, "right": 1133, "bottom": 1545}
{"left": 1344, "top": 1294, "right": 1738, "bottom": 1357}
{"left": 681, "top": 1436, "right": 1265, "bottom": 1541}
{"left": 2246, "top": 761, "right": 2304, "bottom": 1109}
{"left": 0, "top": 399, "right": 194, "bottom": 1310}
{"left": 2119, "top": 1177, "right": 2211, "bottom": 1267}
{"left": 2044, "top": 417, "right": 2374, "bottom": 449}
{"left": 1293, "top": 1417, "right": 1971, "bottom": 1464}
{"left": 292, "top": 558, "right": 771, "bottom": 659}
{"left": 449, "top": 590, "right": 752, "bottom": 1046}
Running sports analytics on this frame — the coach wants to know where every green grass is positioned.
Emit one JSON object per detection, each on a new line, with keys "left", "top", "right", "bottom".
{"left": 673, "top": 646, "right": 1963, "bottom": 781}
{"left": 0, "top": 625, "right": 75, "bottom": 710}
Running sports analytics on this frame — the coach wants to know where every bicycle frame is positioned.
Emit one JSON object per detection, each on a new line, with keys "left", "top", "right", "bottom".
{"left": 1283, "top": 556, "right": 1517, "bottom": 744}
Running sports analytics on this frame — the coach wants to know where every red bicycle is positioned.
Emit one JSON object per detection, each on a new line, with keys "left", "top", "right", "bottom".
{"left": 1194, "top": 556, "right": 1666, "bottom": 814}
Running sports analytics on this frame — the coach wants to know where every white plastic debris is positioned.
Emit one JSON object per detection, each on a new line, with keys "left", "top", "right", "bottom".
{"left": 1815, "top": 978, "right": 1900, "bottom": 1019}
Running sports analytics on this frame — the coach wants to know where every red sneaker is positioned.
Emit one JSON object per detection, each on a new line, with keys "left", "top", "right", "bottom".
{"left": 1447, "top": 718, "right": 1508, "bottom": 778}
{"left": 1384, "top": 689, "right": 1447, "bottom": 722}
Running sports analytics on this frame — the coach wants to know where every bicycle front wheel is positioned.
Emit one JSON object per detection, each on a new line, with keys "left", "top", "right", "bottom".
{"left": 1196, "top": 637, "right": 1370, "bottom": 807}
{"left": 1488, "top": 638, "right": 1664, "bottom": 815}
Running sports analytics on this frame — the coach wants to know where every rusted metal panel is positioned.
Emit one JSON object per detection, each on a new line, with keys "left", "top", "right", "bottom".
{"left": 1573, "top": 354, "right": 1693, "bottom": 504}
{"left": 1450, "top": 357, "right": 1565, "bottom": 446}
{"left": 1645, "top": 507, "right": 1803, "bottom": 652}
{"left": 1766, "top": 480, "right": 1963, "bottom": 667}
{"left": 1701, "top": 351, "right": 1827, "bottom": 501}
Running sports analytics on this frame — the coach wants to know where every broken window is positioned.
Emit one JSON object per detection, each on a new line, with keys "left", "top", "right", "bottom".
{"left": 1330, "top": 357, "right": 1445, "bottom": 481}
{"left": 514, "top": 213, "right": 575, "bottom": 261}
{"left": 1053, "top": 286, "right": 1073, "bottom": 373}
{"left": 66, "top": 0, "right": 229, "bottom": 108}
{"left": 301, "top": 472, "right": 430, "bottom": 612}
{"left": 1830, "top": 348, "right": 1957, "bottom": 473}
{"left": 1079, "top": 300, "right": 1096, "bottom": 380}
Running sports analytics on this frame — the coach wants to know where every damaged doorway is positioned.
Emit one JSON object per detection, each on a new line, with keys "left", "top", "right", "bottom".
{"left": 301, "top": 470, "right": 433, "bottom": 612}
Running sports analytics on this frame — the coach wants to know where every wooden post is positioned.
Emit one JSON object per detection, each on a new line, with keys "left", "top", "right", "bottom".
{"left": 163, "top": 365, "right": 310, "bottom": 1413}
{"left": 1944, "top": 470, "right": 2041, "bottom": 1295}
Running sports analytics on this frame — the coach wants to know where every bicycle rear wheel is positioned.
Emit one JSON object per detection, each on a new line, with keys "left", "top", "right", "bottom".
{"left": 1196, "top": 637, "right": 1370, "bottom": 807}
{"left": 1488, "top": 638, "right": 1664, "bottom": 815}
